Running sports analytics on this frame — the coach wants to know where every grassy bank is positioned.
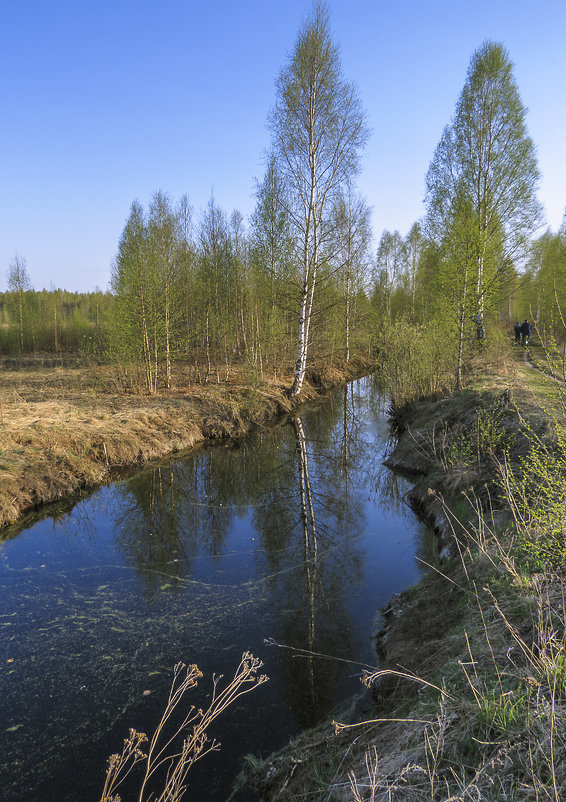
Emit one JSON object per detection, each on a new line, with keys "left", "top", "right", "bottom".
{"left": 0, "top": 354, "right": 376, "bottom": 530}
{"left": 239, "top": 341, "right": 566, "bottom": 801}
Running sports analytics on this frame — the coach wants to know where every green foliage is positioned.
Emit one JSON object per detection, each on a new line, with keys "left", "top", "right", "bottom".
{"left": 269, "top": 2, "right": 369, "bottom": 394}
{"left": 476, "top": 687, "right": 529, "bottom": 736}
{"left": 503, "top": 426, "right": 566, "bottom": 571}
{"left": 516, "top": 220, "right": 566, "bottom": 346}
{"left": 0, "top": 289, "right": 112, "bottom": 356}
{"left": 443, "top": 406, "right": 513, "bottom": 470}
{"left": 374, "top": 316, "right": 456, "bottom": 404}
{"left": 419, "top": 40, "right": 542, "bottom": 386}
{"left": 547, "top": 652, "right": 566, "bottom": 699}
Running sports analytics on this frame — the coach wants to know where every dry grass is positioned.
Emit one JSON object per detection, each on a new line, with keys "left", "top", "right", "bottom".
{"left": 0, "top": 356, "right": 374, "bottom": 530}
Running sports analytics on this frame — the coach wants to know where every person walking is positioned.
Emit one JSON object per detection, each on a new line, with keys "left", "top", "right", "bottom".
{"left": 513, "top": 321, "right": 521, "bottom": 344}
{"left": 521, "top": 319, "right": 532, "bottom": 348}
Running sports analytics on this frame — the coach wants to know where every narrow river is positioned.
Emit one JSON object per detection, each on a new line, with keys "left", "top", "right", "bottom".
{"left": 0, "top": 376, "right": 433, "bottom": 801}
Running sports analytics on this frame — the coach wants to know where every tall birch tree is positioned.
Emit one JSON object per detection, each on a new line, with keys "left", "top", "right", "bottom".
{"left": 269, "top": 1, "right": 368, "bottom": 396}
{"left": 147, "top": 191, "right": 179, "bottom": 389}
{"left": 330, "top": 187, "right": 371, "bottom": 359}
{"left": 111, "top": 202, "right": 155, "bottom": 391}
{"left": 426, "top": 41, "right": 541, "bottom": 341}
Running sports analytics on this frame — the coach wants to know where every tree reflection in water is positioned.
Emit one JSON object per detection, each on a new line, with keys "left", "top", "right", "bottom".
{"left": 105, "top": 377, "right": 432, "bottom": 731}
{"left": 109, "top": 385, "right": 375, "bottom": 726}
{"left": 293, "top": 416, "right": 318, "bottom": 704}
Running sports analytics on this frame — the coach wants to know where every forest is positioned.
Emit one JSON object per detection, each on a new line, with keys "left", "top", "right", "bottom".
{"left": 2, "top": 208, "right": 565, "bottom": 386}
{"left": 2, "top": 17, "right": 566, "bottom": 397}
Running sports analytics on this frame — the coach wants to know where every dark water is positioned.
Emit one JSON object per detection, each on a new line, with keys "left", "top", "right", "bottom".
{"left": 0, "top": 376, "right": 433, "bottom": 801}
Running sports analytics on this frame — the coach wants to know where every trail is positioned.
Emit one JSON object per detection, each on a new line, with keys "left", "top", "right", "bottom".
{"left": 521, "top": 344, "right": 566, "bottom": 388}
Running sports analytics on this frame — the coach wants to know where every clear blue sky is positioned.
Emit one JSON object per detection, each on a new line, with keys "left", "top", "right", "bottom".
{"left": 1, "top": 0, "right": 565, "bottom": 293}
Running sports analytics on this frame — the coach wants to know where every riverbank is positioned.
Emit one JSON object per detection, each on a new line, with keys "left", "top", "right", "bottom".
{"left": 239, "top": 343, "right": 566, "bottom": 800}
{"left": 0, "top": 355, "right": 376, "bottom": 530}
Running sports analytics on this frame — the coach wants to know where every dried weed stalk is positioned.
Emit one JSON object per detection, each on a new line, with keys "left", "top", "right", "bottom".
{"left": 100, "top": 652, "right": 268, "bottom": 802}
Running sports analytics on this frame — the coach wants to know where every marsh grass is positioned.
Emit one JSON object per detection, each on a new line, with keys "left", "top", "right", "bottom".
{"left": 0, "top": 353, "right": 377, "bottom": 529}
{"left": 0, "top": 360, "right": 318, "bottom": 528}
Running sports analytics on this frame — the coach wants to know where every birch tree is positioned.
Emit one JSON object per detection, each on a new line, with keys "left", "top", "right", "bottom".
{"left": 197, "top": 195, "right": 231, "bottom": 381}
{"left": 269, "top": 1, "right": 368, "bottom": 396}
{"left": 7, "top": 254, "right": 31, "bottom": 354}
{"left": 330, "top": 187, "right": 371, "bottom": 359}
{"left": 230, "top": 209, "right": 249, "bottom": 358}
{"left": 111, "top": 202, "right": 156, "bottom": 391}
{"left": 147, "top": 192, "right": 179, "bottom": 389}
{"left": 426, "top": 41, "right": 541, "bottom": 340}
{"left": 176, "top": 193, "right": 197, "bottom": 366}
{"left": 374, "top": 230, "right": 405, "bottom": 316}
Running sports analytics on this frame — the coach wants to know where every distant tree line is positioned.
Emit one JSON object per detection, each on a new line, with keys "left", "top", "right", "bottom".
{"left": 0, "top": 254, "right": 109, "bottom": 357}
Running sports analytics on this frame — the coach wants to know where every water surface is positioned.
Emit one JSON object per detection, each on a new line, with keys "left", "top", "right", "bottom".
{"left": 0, "top": 376, "right": 432, "bottom": 800}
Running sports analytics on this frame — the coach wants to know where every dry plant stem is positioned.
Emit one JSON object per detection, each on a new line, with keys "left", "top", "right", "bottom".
{"left": 324, "top": 741, "right": 355, "bottom": 802}
{"left": 425, "top": 695, "right": 447, "bottom": 800}
{"left": 151, "top": 653, "right": 268, "bottom": 802}
{"left": 101, "top": 729, "right": 148, "bottom": 802}
{"left": 361, "top": 668, "right": 455, "bottom": 701}
{"left": 415, "top": 556, "right": 469, "bottom": 593}
{"left": 264, "top": 636, "right": 380, "bottom": 672}
{"left": 526, "top": 689, "right": 540, "bottom": 802}
{"left": 348, "top": 746, "right": 380, "bottom": 802}
{"left": 458, "top": 654, "right": 482, "bottom": 709}
{"left": 550, "top": 673, "right": 559, "bottom": 802}
{"left": 100, "top": 652, "right": 268, "bottom": 802}
{"left": 474, "top": 583, "right": 505, "bottom": 696}
{"left": 137, "top": 662, "right": 203, "bottom": 800}
{"left": 465, "top": 631, "right": 480, "bottom": 689}
{"left": 485, "top": 588, "right": 544, "bottom": 673}
{"left": 334, "top": 716, "right": 433, "bottom": 735}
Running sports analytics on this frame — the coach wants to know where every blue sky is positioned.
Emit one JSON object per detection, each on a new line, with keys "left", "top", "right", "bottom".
{"left": 1, "top": 0, "right": 565, "bottom": 293}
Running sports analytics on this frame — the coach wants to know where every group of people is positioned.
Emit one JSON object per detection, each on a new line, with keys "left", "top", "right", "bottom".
{"left": 514, "top": 319, "right": 532, "bottom": 347}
